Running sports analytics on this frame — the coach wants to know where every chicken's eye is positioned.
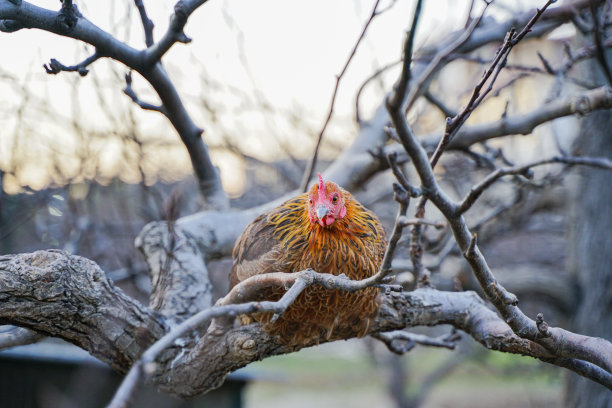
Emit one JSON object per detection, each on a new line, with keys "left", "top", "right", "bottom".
{"left": 332, "top": 195, "right": 338, "bottom": 205}
{"left": 309, "top": 198, "right": 313, "bottom": 204}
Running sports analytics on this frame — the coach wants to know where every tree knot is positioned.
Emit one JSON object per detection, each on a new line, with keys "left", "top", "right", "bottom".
{"left": 56, "top": 1, "right": 78, "bottom": 33}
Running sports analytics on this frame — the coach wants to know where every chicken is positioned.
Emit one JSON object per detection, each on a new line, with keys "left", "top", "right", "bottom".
{"left": 229, "top": 173, "right": 387, "bottom": 345}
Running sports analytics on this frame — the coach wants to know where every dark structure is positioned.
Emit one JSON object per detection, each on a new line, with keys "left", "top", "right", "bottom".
{"left": 0, "top": 341, "right": 247, "bottom": 408}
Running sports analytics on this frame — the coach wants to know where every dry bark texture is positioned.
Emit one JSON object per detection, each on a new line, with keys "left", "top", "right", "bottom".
{"left": 2, "top": 250, "right": 597, "bottom": 398}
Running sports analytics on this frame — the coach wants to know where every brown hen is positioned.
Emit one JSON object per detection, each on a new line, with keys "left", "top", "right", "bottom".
{"left": 229, "top": 174, "right": 387, "bottom": 346}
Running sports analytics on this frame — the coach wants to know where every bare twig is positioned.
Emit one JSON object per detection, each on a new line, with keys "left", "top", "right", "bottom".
{"left": 122, "top": 71, "right": 166, "bottom": 114}
{"left": 424, "top": 89, "right": 457, "bottom": 118}
{"left": 43, "top": 52, "right": 100, "bottom": 76}
{"left": 378, "top": 184, "right": 410, "bottom": 277}
{"left": 123, "top": 71, "right": 166, "bottom": 114}
{"left": 108, "top": 275, "right": 312, "bottom": 408}
{"left": 0, "top": 325, "right": 44, "bottom": 350}
{"left": 134, "top": 0, "right": 154, "bottom": 47}
{"left": 300, "top": 0, "right": 383, "bottom": 192}
{"left": 420, "top": 86, "right": 612, "bottom": 151}
{"left": 457, "top": 154, "right": 612, "bottom": 214}
{"left": 141, "top": 0, "right": 211, "bottom": 65}
{"left": 404, "top": 4, "right": 489, "bottom": 115}
{"left": 429, "top": 0, "right": 556, "bottom": 170}
{"left": 386, "top": 0, "right": 423, "bottom": 111}
{"left": 386, "top": 151, "right": 422, "bottom": 197}
{"left": 398, "top": 216, "right": 445, "bottom": 229}
{"left": 355, "top": 59, "right": 402, "bottom": 124}
{"left": 536, "top": 313, "right": 552, "bottom": 338}
{"left": 374, "top": 329, "right": 461, "bottom": 354}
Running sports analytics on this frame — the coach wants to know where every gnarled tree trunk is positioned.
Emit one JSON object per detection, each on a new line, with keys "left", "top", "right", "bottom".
{"left": 565, "top": 52, "right": 612, "bottom": 408}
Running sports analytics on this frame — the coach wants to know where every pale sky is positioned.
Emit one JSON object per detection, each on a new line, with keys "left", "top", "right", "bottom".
{"left": 0, "top": 0, "right": 523, "bottom": 194}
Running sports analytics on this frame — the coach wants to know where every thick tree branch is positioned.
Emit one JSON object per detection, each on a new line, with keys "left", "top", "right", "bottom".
{"left": 429, "top": 0, "right": 556, "bottom": 170}
{"left": 1, "top": 251, "right": 610, "bottom": 402}
{"left": 0, "top": 251, "right": 166, "bottom": 373}
{"left": 141, "top": 0, "right": 211, "bottom": 65}
{"left": 134, "top": 0, "right": 154, "bottom": 47}
{"left": 0, "top": 325, "right": 44, "bottom": 350}
{"left": 136, "top": 218, "right": 213, "bottom": 325}
{"left": 385, "top": 0, "right": 612, "bottom": 381}
{"left": 123, "top": 71, "right": 166, "bottom": 114}
{"left": 589, "top": 0, "right": 612, "bottom": 86}
{"left": 373, "top": 330, "right": 460, "bottom": 354}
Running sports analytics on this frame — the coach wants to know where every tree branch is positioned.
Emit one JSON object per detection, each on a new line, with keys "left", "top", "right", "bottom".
{"left": 123, "top": 71, "right": 166, "bottom": 114}
{"left": 403, "top": 3, "right": 488, "bottom": 115}
{"left": 134, "top": 0, "right": 154, "bottom": 47}
{"left": 43, "top": 52, "right": 100, "bottom": 76}
{"left": 421, "top": 86, "right": 612, "bottom": 151}
{"left": 0, "top": 251, "right": 166, "bottom": 373}
{"left": 141, "top": 0, "right": 211, "bottom": 65}
{"left": 0, "top": 0, "right": 228, "bottom": 209}
{"left": 385, "top": 0, "right": 612, "bottom": 382}
{"left": 300, "top": 0, "right": 384, "bottom": 192}
{"left": 0, "top": 325, "right": 44, "bottom": 350}
{"left": 589, "top": 0, "right": 612, "bottom": 86}
{"left": 1, "top": 251, "right": 610, "bottom": 402}
{"left": 386, "top": 0, "right": 422, "bottom": 111}
{"left": 457, "top": 154, "right": 612, "bottom": 214}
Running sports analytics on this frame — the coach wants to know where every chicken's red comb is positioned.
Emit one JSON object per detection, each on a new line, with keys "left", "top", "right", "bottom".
{"left": 318, "top": 173, "right": 325, "bottom": 193}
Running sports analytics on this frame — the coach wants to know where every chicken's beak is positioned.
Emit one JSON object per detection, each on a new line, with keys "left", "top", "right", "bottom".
{"left": 315, "top": 205, "right": 330, "bottom": 220}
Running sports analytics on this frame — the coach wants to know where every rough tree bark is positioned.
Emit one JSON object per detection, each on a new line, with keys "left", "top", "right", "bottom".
{"left": 3, "top": 250, "right": 609, "bottom": 399}
{"left": 566, "top": 56, "right": 612, "bottom": 408}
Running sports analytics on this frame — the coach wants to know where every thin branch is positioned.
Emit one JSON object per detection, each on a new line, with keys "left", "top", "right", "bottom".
{"left": 404, "top": 5, "right": 488, "bottom": 115}
{"left": 386, "top": 0, "right": 423, "bottom": 111}
{"left": 386, "top": 150, "right": 422, "bottom": 197}
{"left": 457, "top": 155, "right": 612, "bottom": 214}
{"left": 378, "top": 184, "right": 410, "bottom": 277}
{"left": 355, "top": 59, "right": 402, "bottom": 124}
{"left": 424, "top": 89, "right": 457, "bottom": 118}
{"left": 108, "top": 273, "right": 315, "bottom": 408}
{"left": 134, "top": 0, "right": 154, "bottom": 47}
{"left": 43, "top": 52, "right": 100, "bottom": 76}
{"left": 122, "top": 71, "right": 166, "bottom": 114}
{"left": 429, "top": 0, "right": 556, "bottom": 170}
{"left": 300, "top": 0, "right": 383, "bottom": 192}
{"left": 398, "top": 216, "right": 445, "bottom": 229}
{"left": 107, "top": 363, "right": 143, "bottom": 408}
{"left": 374, "top": 329, "right": 461, "bottom": 354}
{"left": 141, "top": 0, "right": 212, "bottom": 64}
{"left": 0, "top": 326, "right": 44, "bottom": 350}
{"left": 420, "top": 85, "right": 612, "bottom": 150}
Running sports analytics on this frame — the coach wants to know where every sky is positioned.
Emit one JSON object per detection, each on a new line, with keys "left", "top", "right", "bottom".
{"left": 0, "top": 0, "right": 532, "bottom": 194}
